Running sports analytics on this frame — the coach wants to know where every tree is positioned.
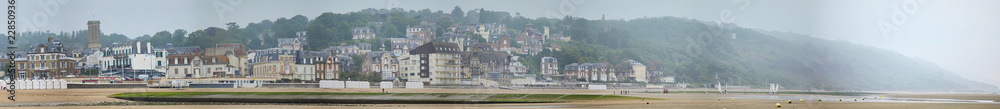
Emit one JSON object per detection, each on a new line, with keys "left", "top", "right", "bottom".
{"left": 306, "top": 23, "right": 333, "bottom": 50}
{"left": 381, "top": 23, "right": 401, "bottom": 38}
{"left": 451, "top": 6, "right": 464, "bottom": 22}
{"left": 101, "top": 33, "right": 130, "bottom": 46}
{"left": 469, "top": 33, "right": 486, "bottom": 43}
{"left": 135, "top": 34, "right": 152, "bottom": 41}
{"left": 226, "top": 22, "right": 241, "bottom": 31}
{"left": 149, "top": 31, "right": 173, "bottom": 46}
{"left": 184, "top": 30, "right": 210, "bottom": 48}
{"left": 172, "top": 29, "right": 187, "bottom": 46}
{"left": 272, "top": 15, "right": 310, "bottom": 38}
{"left": 435, "top": 18, "right": 453, "bottom": 36}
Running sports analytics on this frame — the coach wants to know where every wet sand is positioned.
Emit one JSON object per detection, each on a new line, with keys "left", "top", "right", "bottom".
{"left": 2, "top": 88, "right": 998, "bottom": 109}
{"left": 892, "top": 93, "right": 1000, "bottom": 101}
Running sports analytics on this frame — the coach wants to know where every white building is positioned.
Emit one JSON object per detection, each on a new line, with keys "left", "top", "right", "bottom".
{"left": 293, "top": 51, "right": 319, "bottom": 80}
{"left": 353, "top": 27, "right": 376, "bottom": 40}
{"left": 509, "top": 56, "right": 528, "bottom": 76}
{"left": 540, "top": 56, "right": 558, "bottom": 76}
{"left": 397, "top": 54, "right": 419, "bottom": 81}
{"left": 408, "top": 42, "right": 463, "bottom": 85}
{"left": 362, "top": 51, "right": 398, "bottom": 80}
{"left": 101, "top": 40, "right": 165, "bottom": 77}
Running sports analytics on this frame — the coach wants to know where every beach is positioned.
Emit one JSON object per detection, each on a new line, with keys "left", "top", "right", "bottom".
{"left": 2, "top": 88, "right": 998, "bottom": 109}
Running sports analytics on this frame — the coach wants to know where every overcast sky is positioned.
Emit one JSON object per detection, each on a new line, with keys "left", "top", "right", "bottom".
{"left": 19, "top": 0, "right": 1000, "bottom": 88}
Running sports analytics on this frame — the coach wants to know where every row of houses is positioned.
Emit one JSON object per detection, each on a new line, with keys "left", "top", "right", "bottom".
{"left": 557, "top": 59, "right": 675, "bottom": 83}
{"left": 4, "top": 19, "right": 666, "bottom": 86}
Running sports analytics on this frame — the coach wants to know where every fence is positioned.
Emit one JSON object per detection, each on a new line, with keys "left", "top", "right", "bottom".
{"left": 67, "top": 83, "right": 147, "bottom": 89}
{"left": 319, "top": 80, "right": 345, "bottom": 88}
{"left": 345, "top": 81, "right": 370, "bottom": 88}
{"left": 4, "top": 79, "right": 67, "bottom": 90}
{"left": 405, "top": 82, "right": 424, "bottom": 89}
{"left": 318, "top": 80, "right": 372, "bottom": 88}
{"left": 588, "top": 85, "right": 607, "bottom": 90}
{"left": 189, "top": 83, "right": 236, "bottom": 88}
{"left": 260, "top": 83, "right": 319, "bottom": 88}
{"left": 379, "top": 81, "right": 393, "bottom": 89}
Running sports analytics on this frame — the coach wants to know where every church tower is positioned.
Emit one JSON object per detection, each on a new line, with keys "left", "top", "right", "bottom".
{"left": 87, "top": 20, "right": 101, "bottom": 49}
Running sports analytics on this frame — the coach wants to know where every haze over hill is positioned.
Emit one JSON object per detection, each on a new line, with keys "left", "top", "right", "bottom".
{"left": 13, "top": 0, "right": 1000, "bottom": 91}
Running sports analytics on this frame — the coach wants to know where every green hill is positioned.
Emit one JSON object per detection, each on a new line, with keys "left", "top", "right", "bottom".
{"left": 547, "top": 16, "right": 995, "bottom": 91}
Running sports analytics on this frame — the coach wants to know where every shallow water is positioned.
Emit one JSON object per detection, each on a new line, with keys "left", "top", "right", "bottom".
{"left": 502, "top": 105, "right": 570, "bottom": 108}
{"left": 727, "top": 95, "right": 998, "bottom": 104}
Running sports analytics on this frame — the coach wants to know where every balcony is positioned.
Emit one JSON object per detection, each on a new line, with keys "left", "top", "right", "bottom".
{"left": 433, "top": 74, "right": 462, "bottom": 79}
{"left": 440, "top": 62, "right": 461, "bottom": 66}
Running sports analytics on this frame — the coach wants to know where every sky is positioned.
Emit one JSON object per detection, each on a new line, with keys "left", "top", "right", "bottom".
{"left": 18, "top": 0, "right": 1000, "bottom": 89}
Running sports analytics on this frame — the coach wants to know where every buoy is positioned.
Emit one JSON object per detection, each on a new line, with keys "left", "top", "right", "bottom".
{"left": 732, "top": 99, "right": 735, "bottom": 102}
{"left": 776, "top": 103, "right": 781, "bottom": 107}
{"left": 800, "top": 99, "right": 803, "bottom": 102}
{"left": 787, "top": 100, "right": 792, "bottom": 104}
{"left": 839, "top": 99, "right": 842, "bottom": 101}
{"left": 854, "top": 99, "right": 857, "bottom": 101}
{"left": 818, "top": 99, "right": 822, "bottom": 101}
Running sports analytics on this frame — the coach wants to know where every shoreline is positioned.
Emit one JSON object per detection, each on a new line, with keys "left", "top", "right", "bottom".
{"left": 0, "top": 88, "right": 996, "bottom": 108}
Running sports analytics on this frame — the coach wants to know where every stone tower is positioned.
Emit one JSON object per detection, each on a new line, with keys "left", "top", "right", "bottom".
{"left": 87, "top": 20, "right": 101, "bottom": 49}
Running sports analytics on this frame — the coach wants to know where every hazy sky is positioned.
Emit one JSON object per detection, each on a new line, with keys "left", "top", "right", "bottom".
{"left": 19, "top": 0, "right": 1000, "bottom": 88}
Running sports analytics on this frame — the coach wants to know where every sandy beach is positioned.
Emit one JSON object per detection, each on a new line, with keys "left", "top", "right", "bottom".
{"left": 1, "top": 88, "right": 998, "bottom": 109}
